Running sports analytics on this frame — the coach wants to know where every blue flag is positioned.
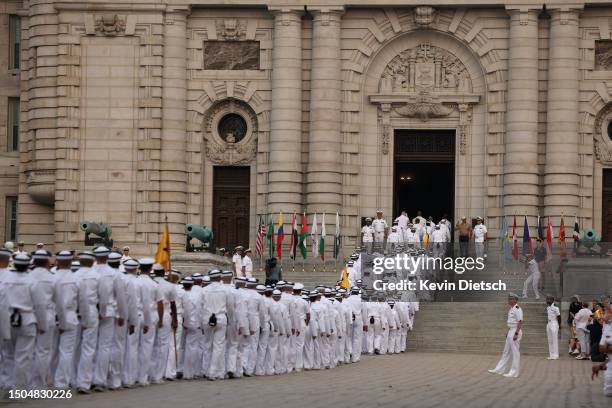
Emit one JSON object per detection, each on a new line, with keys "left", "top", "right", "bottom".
{"left": 522, "top": 215, "right": 533, "bottom": 256}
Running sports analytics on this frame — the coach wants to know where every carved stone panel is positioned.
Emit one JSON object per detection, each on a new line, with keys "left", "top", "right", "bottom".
{"left": 203, "top": 41, "right": 260, "bottom": 70}
{"left": 595, "top": 40, "right": 612, "bottom": 70}
{"left": 379, "top": 43, "right": 472, "bottom": 94}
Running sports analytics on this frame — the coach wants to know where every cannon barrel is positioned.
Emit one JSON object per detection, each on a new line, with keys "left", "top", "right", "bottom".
{"left": 80, "top": 221, "right": 112, "bottom": 238}
{"left": 185, "top": 224, "right": 213, "bottom": 242}
{"left": 581, "top": 227, "right": 600, "bottom": 243}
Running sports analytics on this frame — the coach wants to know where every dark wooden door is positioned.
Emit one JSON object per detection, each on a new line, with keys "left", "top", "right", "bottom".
{"left": 603, "top": 169, "right": 612, "bottom": 241}
{"left": 212, "top": 166, "right": 250, "bottom": 250}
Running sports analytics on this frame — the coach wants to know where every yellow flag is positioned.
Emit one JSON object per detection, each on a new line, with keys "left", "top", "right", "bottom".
{"left": 340, "top": 266, "right": 350, "bottom": 289}
{"left": 423, "top": 230, "right": 430, "bottom": 247}
{"left": 155, "top": 223, "right": 171, "bottom": 271}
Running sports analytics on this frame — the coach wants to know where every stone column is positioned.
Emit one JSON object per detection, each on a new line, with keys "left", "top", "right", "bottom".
{"left": 268, "top": 9, "right": 303, "bottom": 215}
{"left": 544, "top": 8, "right": 581, "bottom": 220}
{"left": 306, "top": 8, "right": 344, "bottom": 215}
{"left": 161, "top": 8, "right": 189, "bottom": 245}
{"left": 503, "top": 8, "right": 540, "bottom": 218}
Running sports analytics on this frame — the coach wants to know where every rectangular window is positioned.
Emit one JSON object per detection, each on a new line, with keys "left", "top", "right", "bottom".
{"left": 7, "top": 97, "right": 20, "bottom": 152}
{"left": 5, "top": 196, "right": 17, "bottom": 243}
{"left": 9, "top": 15, "right": 21, "bottom": 70}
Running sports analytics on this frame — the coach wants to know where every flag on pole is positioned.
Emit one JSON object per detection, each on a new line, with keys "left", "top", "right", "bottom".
{"left": 546, "top": 216, "right": 553, "bottom": 261}
{"left": 289, "top": 213, "right": 298, "bottom": 260}
{"left": 512, "top": 215, "right": 519, "bottom": 260}
{"left": 340, "top": 265, "right": 350, "bottom": 289}
{"left": 319, "top": 212, "right": 326, "bottom": 261}
{"left": 255, "top": 216, "right": 265, "bottom": 258}
{"left": 501, "top": 217, "right": 512, "bottom": 260}
{"left": 311, "top": 213, "right": 319, "bottom": 258}
{"left": 155, "top": 218, "right": 171, "bottom": 271}
{"left": 275, "top": 211, "right": 284, "bottom": 259}
{"left": 267, "top": 217, "right": 275, "bottom": 258}
{"left": 522, "top": 215, "right": 533, "bottom": 256}
{"left": 537, "top": 215, "right": 544, "bottom": 241}
{"left": 559, "top": 216, "right": 567, "bottom": 258}
{"left": 573, "top": 215, "right": 580, "bottom": 245}
{"left": 298, "top": 212, "right": 308, "bottom": 260}
{"left": 333, "top": 212, "right": 341, "bottom": 259}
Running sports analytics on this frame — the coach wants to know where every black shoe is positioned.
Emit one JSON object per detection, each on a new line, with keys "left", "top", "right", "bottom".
{"left": 374, "top": 349, "right": 380, "bottom": 355}
{"left": 227, "top": 372, "right": 234, "bottom": 379}
{"left": 77, "top": 387, "right": 91, "bottom": 395}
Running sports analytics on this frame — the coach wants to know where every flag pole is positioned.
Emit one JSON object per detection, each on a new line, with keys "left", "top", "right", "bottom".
{"left": 165, "top": 214, "right": 171, "bottom": 272}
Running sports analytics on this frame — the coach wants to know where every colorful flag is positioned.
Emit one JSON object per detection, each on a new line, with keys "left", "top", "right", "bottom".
{"left": 522, "top": 215, "right": 533, "bottom": 256}
{"left": 537, "top": 215, "right": 544, "bottom": 241}
{"left": 299, "top": 212, "right": 308, "bottom": 260}
{"left": 340, "top": 266, "right": 350, "bottom": 289}
{"left": 255, "top": 216, "right": 265, "bottom": 258}
{"left": 573, "top": 215, "right": 580, "bottom": 242}
{"left": 319, "top": 212, "right": 326, "bottom": 261}
{"left": 267, "top": 217, "right": 275, "bottom": 258}
{"left": 512, "top": 215, "right": 519, "bottom": 260}
{"left": 311, "top": 213, "right": 319, "bottom": 258}
{"left": 333, "top": 212, "right": 341, "bottom": 259}
{"left": 154, "top": 219, "right": 171, "bottom": 271}
{"left": 546, "top": 217, "right": 553, "bottom": 261}
{"left": 559, "top": 216, "right": 567, "bottom": 258}
{"left": 501, "top": 217, "right": 512, "bottom": 260}
{"left": 289, "top": 213, "right": 298, "bottom": 260}
{"left": 275, "top": 211, "right": 284, "bottom": 259}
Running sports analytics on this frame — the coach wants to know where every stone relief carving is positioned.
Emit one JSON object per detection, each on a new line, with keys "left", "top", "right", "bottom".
{"left": 413, "top": 6, "right": 436, "bottom": 28}
{"left": 593, "top": 103, "right": 612, "bottom": 164}
{"left": 595, "top": 40, "right": 612, "bottom": 71}
{"left": 216, "top": 19, "right": 247, "bottom": 40}
{"left": 94, "top": 14, "right": 126, "bottom": 36}
{"left": 204, "top": 99, "right": 258, "bottom": 165}
{"left": 380, "top": 43, "right": 472, "bottom": 94}
{"left": 393, "top": 93, "right": 454, "bottom": 121}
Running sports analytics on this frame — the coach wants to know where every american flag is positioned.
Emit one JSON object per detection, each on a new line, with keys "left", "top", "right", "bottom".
{"left": 255, "top": 217, "right": 266, "bottom": 258}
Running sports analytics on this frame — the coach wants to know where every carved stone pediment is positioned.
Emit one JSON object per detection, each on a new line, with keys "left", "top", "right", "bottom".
{"left": 379, "top": 43, "right": 472, "bottom": 94}
{"left": 393, "top": 93, "right": 454, "bottom": 121}
{"left": 216, "top": 19, "right": 247, "bottom": 40}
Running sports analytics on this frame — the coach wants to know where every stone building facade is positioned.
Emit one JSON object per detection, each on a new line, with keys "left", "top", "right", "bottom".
{"left": 2, "top": 0, "right": 612, "bottom": 254}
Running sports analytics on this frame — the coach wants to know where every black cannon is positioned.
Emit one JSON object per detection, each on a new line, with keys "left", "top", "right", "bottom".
{"left": 80, "top": 221, "right": 113, "bottom": 248}
{"left": 185, "top": 224, "right": 215, "bottom": 252}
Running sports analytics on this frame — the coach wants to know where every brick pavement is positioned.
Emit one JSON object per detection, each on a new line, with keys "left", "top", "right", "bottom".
{"left": 4, "top": 352, "right": 608, "bottom": 408}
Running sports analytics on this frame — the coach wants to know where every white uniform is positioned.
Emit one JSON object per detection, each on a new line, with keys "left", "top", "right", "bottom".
{"left": 546, "top": 303, "right": 560, "bottom": 359}
{"left": 75, "top": 266, "right": 100, "bottom": 390}
{"left": 150, "top": 277, "right": 177, "bottom": 382}
{"left": 372, "top": 218, "right": 387, "bottom": 244}
{"left": 361, "top": 225, "right": 374, "bottom": 254}
{"left": 166, "top": 284, "right": 184, "bottom": 379}
{"left": 491, "top": 304, "right": 523, "bottom": 377}
{"left": 225, "top": 285, "right": 248, "bottom": 378}
{"left": 181, "top": 288, "right": 202, "bottom": 379}
{"left": 395, "top": 214, "right": 409, "bottom": 235}
{"left": 431, "top": 228, "right": 447, "bottom": 258}
{"left": 522, "top": 259, "right": 541, "bottom": 299}
{"left": 243, "top": 289, "right": 263, "bottom": 375}
{"left": 242, "top": 255, "right": 253, "bottom": 278}
{"left": 293, "top": 295, "right": 309, "bottom": 371}
{"left": 344, "top": 294, "right": 365, "bottom": 362}
{"left": 233, "top": 254, "right": 244, "bottom": 278}
{"left": 137, "top": 274, "right": 162, "bottom": 385}
{"left": 53, "top": 268, "right": 80, "bottom": 389}
{"left": 599, "top": 321, "right": 612, "bottom": 396}
{"left": 29, "top": 266, "right": 57, "bottom": 388}
{"left": 202, "top": 281, "right": 234, "bottom": 379}
{"left": 108, "top": 268, "right": 129, "bottom": 389}
{"left": 122, "top": 273, "right": 143, "bottom": 386}
{"left": 255, "top": 295, "right": 273, "bottom": 375}
{"left": 473, "top": 224, "right": 487, "bottom": 258}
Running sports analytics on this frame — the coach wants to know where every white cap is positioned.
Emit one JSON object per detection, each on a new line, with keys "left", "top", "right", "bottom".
{"left": 32, "top": 249, "right": 52, "bottom": 261}
{"left": 293, "top": 283, "right": 304, "bottom": 290}
{"left": 108, "top": 252, "right": 122, "bottom": 261}
{"left": 55, "top": 250, "right": 73, "bottom": 261}
{"left": 93, "top": 246, "right": 110, "bottom": 257}
{"left": 138, "top": 257, "right": 155, "bottom": 266}
{"left": 272, "top": 289, "right": 282, "bottom": 296}
{"left": 79, "top": 251, "right": 95, "bottom": 261}
{"left": 123, "top": 259, "right": 139, "bottom": 270}
{"left": 13, "top": 253, "right": 31, "bottom": 266}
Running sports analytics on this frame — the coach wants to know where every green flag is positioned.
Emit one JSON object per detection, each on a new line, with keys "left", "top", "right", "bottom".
{"left": 298, "top": 212, "right": 308, "bottom": 259}
{"left": 267, "top": 217, "right": 275, "bottom": 258}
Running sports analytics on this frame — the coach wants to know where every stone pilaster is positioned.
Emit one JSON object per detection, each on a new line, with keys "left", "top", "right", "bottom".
{"left": 268, "top": 9, "right": 303, "bottom": 215}
{"left": 161, "top": 8, "right": 189, "bottom": 247}
{"left": 544, "top": 7, "right": 582, "bottom": 221}
{"left": 503, "top": 8, "right": 540, "bottom": 219}
{"left": 306, "top": 8, "right": 344, "bottom": 215}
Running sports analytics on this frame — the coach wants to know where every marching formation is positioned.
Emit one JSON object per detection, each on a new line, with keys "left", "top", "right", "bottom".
{"left": 0, "top": 245, "right": 417, "bottom": 393}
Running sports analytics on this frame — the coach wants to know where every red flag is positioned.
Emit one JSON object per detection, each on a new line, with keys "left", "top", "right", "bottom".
{"left": 255, "top": 216, "right": 265, "bottom": 258}
{"left": 546, "top": 217, "right": 553, "bottom": 261}
{"left": 559, "top": 216, "right": 567, "bottom": 258}
{"left": 511, "top": 215, "right": 519, "bottom": 260}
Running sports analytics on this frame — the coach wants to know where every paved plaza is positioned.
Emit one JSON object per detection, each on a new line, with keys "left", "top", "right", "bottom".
{"left": 5, "top": 352, "right": 608, "bottom": 408}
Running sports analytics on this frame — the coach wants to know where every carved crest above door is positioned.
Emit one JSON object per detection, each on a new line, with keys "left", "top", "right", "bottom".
{"left": 370, "top": 43, "right": 480, "bottom": 155}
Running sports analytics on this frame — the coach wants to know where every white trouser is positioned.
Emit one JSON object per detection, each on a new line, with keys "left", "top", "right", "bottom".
{"left": 433, "top": 242, "right": 445, "bottom": 258}
{"left": 372, "top": 318, "right": 383, "bottom": 352}
{"left": 276, "top": 334, "right": 288, "bottom": 374}
{"left": 363, "top": 242, "right": 373, "bottom": 254}
{"left": 265, "top": 333, "right": 279, "bottom": 375}
{"left": 374, "top": 232, "right": 385, "bottom": 243}
{"left": 313, "top": 335, "right": 324, "bottom": 370}
{"left": 93, "top": 316, "right": 115, "bottom": 387}
{"left": 351, "top": 320, "right": 363, "bottom": 362}
{"left": 225, "top": 324, "right": 239, "bottom": 375}
{"left": 122, "top": 318, "right": 141, "bottom": 386}
{"left": 546, "top": 321, "right": 559, "bottom": 359}
{"left": 109, "top": 321, "right": 127, "bottom": 389}
{"left": 400, "top": 326, "right": 408, "bottom": 352}
{"left": 54, "top": 326, "right": 78, "bottom": 389}
{"left": 165, "top": 325, "right": 182, "bottom": 379}
{"left": 150, "top": 318, "right": 172, "bottom": 382}
{"left": 294, "top": 328, "right": 306, "bottom": 370}
{"left": 0, "top": 339, "right": 14, "bottom": 388}
{"left": 9, "top": 323, "right": 37, "bottom": 389}
{"left": 255, "top": 328, "right": 270, "bottom": 375}
{"left": 576, "top": 328, "right": 590, "bottom": 355}
{"left": 76, "top": 323, "right": 99, "bottom": 389}
{"left": 181, "top": 327, "right": 202, "bottom": 380}
{"left": 235, "top": 332, "right": 249, "bottom": 377}
{"left": 31, "top": 323, "right": 57, "bottom": 388}
{"left": 302, "top": 329, "right": 314, "bottom": 370}
{"left": 604, "top": 358, "right": 612, "bottom": 396}
{"left": 205, "top": 314, "right": 227, "bottom": 380}
{"left": 244, "top": 326, "right": 259, "bottom": 375}
{"left": 336, "top": 331, "right": 345, "bottom": 363}
{"left": 475, "top": 242, "right": 485, "bottom": 258}
{"left": 137, "top": 322, "right": 156, "bottom": 385}
{"left": 522, "top": 272, "right": 541, "bottom": 299}
{"left": 493, "top": 328, "right": 522, "bottom": 375}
